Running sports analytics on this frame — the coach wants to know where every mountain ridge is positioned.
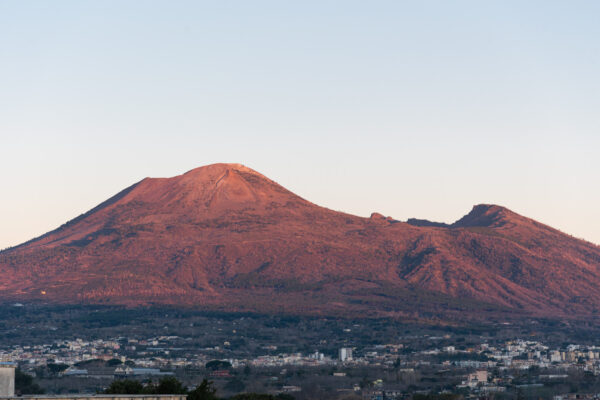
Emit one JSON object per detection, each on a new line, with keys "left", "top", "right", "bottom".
{"left": 1, "top": 163, "right": 599, "bottom": 321}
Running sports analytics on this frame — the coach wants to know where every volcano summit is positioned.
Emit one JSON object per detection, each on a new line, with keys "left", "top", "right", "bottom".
{"left": 1, "top": 163, "right": 599, "bottom": 321}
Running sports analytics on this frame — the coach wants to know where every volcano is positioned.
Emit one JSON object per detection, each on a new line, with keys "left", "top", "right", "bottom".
{"left": 1, "top": 163, "right": 599, "bottom": 320}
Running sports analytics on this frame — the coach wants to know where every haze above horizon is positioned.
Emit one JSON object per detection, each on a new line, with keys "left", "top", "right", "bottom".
{"left": 1, "top": 1, "right": 599, "bottom": 248}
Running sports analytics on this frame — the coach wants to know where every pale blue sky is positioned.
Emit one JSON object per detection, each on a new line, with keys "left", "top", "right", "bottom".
{"left": 1, "top": 0, "right": 599, "bottom": 248}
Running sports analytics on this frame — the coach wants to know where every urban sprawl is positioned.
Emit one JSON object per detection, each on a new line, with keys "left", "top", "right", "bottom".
{"left": 3, "top": 335, "right": 600, "bottom": 399}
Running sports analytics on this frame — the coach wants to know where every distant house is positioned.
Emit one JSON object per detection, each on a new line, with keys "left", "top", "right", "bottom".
{"left": 114, "top": 367, "right": 174, "bottom": 378}
{"left": 61, "top": 367, "right": 88, "bottom": 377}
{"left": 458, "top": 370, "right": 489, "bottom": 389}
{"left": 281, "top": 386, "right": 301, "bottom": 393}
{"left": 208, "top": 370, "right": 231, "bottom": 378}
{"left": 339, "top": 348, "right": 353, "bottom": 362}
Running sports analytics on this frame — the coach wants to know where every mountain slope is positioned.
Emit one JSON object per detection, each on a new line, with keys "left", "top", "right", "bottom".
{"left": 1, "top": 163, "right": 599, "bottom": 320}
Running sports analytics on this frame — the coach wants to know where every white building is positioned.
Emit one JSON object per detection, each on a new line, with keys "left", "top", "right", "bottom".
{"left": 0, "top": 363, "right": 15, "bottom": 397}
{"left": 550, "top": 351, "right": 562, "bottom": 363}
{"left": 339, "top": 348, "right": 352, "bottom": 362}
{"left": 459, "top": 370, "right": 489, "bottom": 389}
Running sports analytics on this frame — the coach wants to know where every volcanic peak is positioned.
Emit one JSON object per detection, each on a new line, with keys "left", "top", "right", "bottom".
{"left": 176, "top": 163, "right": 292, "bottom": 194}
{"left": 405, "top": 205, "right": 513, "bottom": 229}
{"left": 82, "top": 162, "right": 319, "bottom": 225}
{"left": 180, "top": 163, "right": 259, "bottom": 180}
{"left": 452, "top": 204, "right": 513, "bottom": 228}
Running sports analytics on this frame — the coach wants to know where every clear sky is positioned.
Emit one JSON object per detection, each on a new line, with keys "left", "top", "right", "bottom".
{"left": 1, "top": 0, "right": 599, "bottom": 248}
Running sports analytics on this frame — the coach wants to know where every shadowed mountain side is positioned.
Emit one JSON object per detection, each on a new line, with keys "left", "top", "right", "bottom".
{"left": 406, "top": 218, "right": 450, "bottom": 228}
{"left": 1, "top": 163, "right": 599, "bottom": 321}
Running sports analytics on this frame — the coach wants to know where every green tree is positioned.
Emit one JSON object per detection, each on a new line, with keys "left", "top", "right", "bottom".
{"left": 46, "top": 362, "right": 69, "bottom": 375}
{"left": 104, "top": 379, "right": 144, "bottom": 394}
{"left": 275, "top": 395, "right": 295, "bottom": 400}
{"left": 229, "top": 394, "right": 275, "bottom": 400}
{"left": 15, "top": 368, "right": 44, "bottom": 395}
{"left": 412, "top": 394, "right": 463, "bottom": 400}
{"left": 188, "top": 379, "right": 219, "bottom": 400}
{"left": 230, "top": 394, "right": 294, "bottom": 400}
{"left": 224, "top": 378, "right": 245, "bottom": 393}
{"left": 205, "top": 360, "right": 232, "bottom": 370}
{"left": 154, "top": 376, "right": 187, "bottom": 394}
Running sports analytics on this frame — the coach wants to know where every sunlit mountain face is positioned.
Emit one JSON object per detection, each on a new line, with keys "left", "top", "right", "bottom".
{"left": 1, "top": 163, "right": 599, "bottom": 322}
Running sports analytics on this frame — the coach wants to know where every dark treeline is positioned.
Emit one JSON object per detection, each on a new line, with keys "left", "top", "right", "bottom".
{"left": 15, "top": 368, "right": 45, "bottom": 395}
{"left": 104, "top": 377, "right": 295, "bottom": 400}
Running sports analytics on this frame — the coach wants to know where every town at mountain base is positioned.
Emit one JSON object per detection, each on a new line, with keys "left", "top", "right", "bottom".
{"left": 1, "top": 163, "right": 599, "bottom": 321}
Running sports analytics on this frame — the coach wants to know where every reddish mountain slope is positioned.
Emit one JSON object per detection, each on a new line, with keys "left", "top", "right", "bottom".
{"left": 1, "top": 163, "right": 599, "bottom": 319}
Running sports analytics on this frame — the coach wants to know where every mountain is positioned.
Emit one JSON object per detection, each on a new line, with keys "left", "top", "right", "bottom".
{"left": 1, "top": 163, "right": 599, "bottom": 321}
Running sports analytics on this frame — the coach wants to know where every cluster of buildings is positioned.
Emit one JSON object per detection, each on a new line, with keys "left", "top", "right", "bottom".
{"left": 0, "top": 337, "right": 204, "bottom": 370}
{"left": 6, "top": 334, "right": 600, "bottom": 373}
{"left": 446, "top": 339, "right": 600, "bottom": 373}
{"left": 422, "top": 339, "right": 600, "bottom": 395}
{"left": 0, "top": 335, "right": 367, "bottom": 371}
{"left": 357, "top": 339, "right": 600, "bottom": 398}
{"left": 249, "top": 347, "right": 355, "bottom": 367}
{"left": 9, "top": 334, "right": 600, "bottom": 398}
{"left": 0, "top": 338, "right": 121, "bottom": 366}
